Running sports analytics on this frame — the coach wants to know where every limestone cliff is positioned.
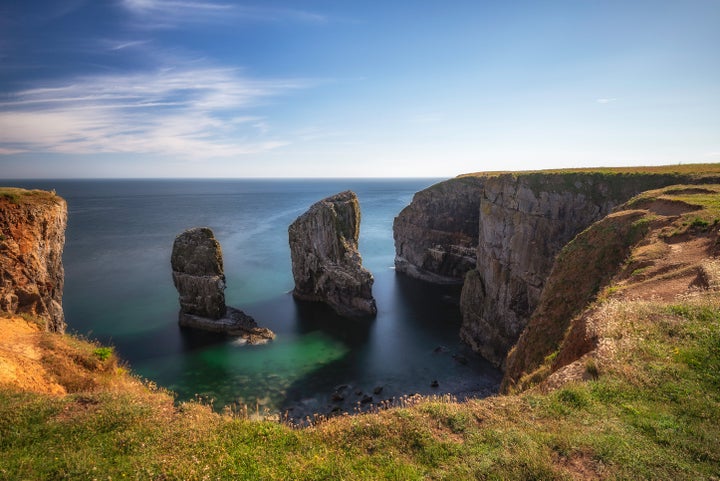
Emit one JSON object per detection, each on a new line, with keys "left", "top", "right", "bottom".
{"left": 0, "top": 188, "right": 67, "bottom": 333}
{"left": 393, "top": 176, "right": 484, "bottom": 284}
{"left": 460, "top": 169, "right": 720, "bottom": 366}
{"left": 502, "top": 185, "right": 720, "bottom": 392}
{"left": 289, "top": 191, "right": 376, "bottom": 318}
{"left": 172, "top": 227, "right": 274, "bottom": 343}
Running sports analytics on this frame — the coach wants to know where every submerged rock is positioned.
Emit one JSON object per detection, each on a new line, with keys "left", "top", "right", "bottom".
{"left": 171, "top": 227, "right": 274, "bottom": 343}
{"left": 288, "top": 191, "right": 376, "bottom": 318}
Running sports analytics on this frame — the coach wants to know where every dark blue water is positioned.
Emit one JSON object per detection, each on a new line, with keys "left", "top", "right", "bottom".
{"left": 6, "top": 179, "right": 500, "bottom": 417}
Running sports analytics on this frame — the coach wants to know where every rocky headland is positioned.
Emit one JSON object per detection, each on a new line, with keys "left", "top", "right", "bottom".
{"left": 289, "top": 191, "right": 376, "bottom": 318}
{"left": 0, "top": 188, "right": 67, "bottom": 333}
{"left": 171, "top": 227, "right": 274, "bottom": 343}
{"left": 395, "top": 166, "right": 720, "bottom": 367}
{"left": 393, "top": 176, "right": 484, "bottom": 284}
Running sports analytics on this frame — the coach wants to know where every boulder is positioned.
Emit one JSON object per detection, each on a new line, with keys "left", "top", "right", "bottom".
{"left": 288, "top": 191, "right": 376, "bottom": 318}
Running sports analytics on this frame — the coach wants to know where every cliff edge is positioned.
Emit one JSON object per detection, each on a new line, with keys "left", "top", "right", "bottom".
{"left": 0, "top": 188, "right": 66, "bottom": 333}
{"left": 454, "top": 167, "right": 720, "bottom": 366}
{"left": 503, "top": 184, "right": 720, "bottom": 392}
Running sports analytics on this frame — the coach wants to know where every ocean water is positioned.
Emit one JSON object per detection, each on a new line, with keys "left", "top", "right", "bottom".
{"left": 8, "top": 179, "right": 501, "bottom": 417}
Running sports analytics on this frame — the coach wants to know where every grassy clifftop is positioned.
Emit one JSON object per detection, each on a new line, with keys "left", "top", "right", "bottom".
{"left": 1, "top": 178, "right": 720, "bottom": 479}
{"left": 457, "top": 162, "right": 720, "bottom": 179}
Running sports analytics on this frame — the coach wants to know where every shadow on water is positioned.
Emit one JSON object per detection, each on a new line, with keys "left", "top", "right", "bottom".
{"left": 291, "top": 299, "right": 374, "bottom": 346}
{"left": 278, "top": 272, "right": 501, "bottom": 420}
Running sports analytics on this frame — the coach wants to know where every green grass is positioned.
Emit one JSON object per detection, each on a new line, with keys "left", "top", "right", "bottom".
{"left": 92, "top": 346, "right": 114, "bottom": 361}
{"left": 1, "top": 295, "right": 719, "bottom": 480}
{"left": 0, "top": 187, "right": 61, "bottom": 206}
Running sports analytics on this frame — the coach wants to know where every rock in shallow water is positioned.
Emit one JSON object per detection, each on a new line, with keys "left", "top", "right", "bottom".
{"left": 288, "top": 191, "right": 376, "bottom": 318}
{"left": 171, "top": 227, "right": 274, "bottom": 343}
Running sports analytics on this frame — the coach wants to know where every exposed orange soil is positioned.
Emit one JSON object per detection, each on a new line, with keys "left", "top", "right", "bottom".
{"left": 0, "top": 316, "right": 66, "bottom": 395}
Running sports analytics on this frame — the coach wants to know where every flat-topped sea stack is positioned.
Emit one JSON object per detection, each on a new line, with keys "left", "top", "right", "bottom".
{"left": 289, "top": 191, "right": 377, "bottom": 318}
{"left": 171, "top": 227, "right": 274, "bottom": 343}
{"left": 0, "top": 188, "right": 67, "bottom": 333}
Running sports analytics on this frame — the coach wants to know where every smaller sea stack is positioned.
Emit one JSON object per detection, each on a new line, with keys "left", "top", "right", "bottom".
{"left": 288, "top": 191, "right": 377, "bottom": 318}
{"left": 171, "top": 227, "right": 274, "bottom": 343}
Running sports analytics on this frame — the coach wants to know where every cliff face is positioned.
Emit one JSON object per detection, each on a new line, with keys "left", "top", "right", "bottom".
{"left": 393, "top": 176, "right": 485, "bottom": 284}
{"left": 459, "top": 171, "right": 719, "bottom": 366}
{"left": 289, "top": 191, "right": 376, "bottom": 318}
{"left": 0, "top": 188, "right": 67, "bottom": 333}
{"left": 502, "top": 184, "right": 720, "bottom": 392}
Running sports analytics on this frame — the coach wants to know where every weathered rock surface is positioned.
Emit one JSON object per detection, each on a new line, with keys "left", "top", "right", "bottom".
{"left": 459, "top": 171, "right": 719, "bottom": 366}
{"left": 172, "top": 227, "right": 274, "bottom": 343}
{"left": 171, "top": 227, "right": 226, "bottom": 319}
{"left": 289, "top": 191, "right": 376, "bottom": 318}
{"left": 502, "top": 185, "right": 720, "bottom": 392}
{"left": 0, "top": 188, "right": 67, "bottom": 333}
{"left": 393, "top": 176, "right": 484, "bottom": 284}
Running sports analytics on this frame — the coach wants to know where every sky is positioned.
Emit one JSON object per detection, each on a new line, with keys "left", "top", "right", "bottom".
{"left": 1, "top": 0, "right": 719, "bottom": 178}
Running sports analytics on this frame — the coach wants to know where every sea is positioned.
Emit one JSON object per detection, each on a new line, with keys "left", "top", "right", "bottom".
{"left": 7, "top": 179, "right": 501, "bottom": 418}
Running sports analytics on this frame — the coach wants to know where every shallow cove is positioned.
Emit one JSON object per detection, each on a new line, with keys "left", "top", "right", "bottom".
{"left": 9, "top": 179, "right": 501, "bottom": 418}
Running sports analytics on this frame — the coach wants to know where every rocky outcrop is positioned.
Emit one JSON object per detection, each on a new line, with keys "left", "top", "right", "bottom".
{"left": 171, "top": 227, "right": 226, "bottom": 319}
{"left": 171, "top": 227, "right": 274, "bottom": 343}
{"left": 393, "top": 176, "right": 485, "bottom": 284}
{"left": 0, "top": 188, "right": 67, "bottom": 333}
{"left": 459, "top": 171, "right": 720, "bottom": 367}
{"left": 289, "top": 191, "right": 376, "bottom": 318}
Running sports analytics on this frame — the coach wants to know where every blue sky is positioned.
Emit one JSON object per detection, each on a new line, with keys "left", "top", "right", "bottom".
{"left": 1, "top": 0, "right": 719, "bottom": 178}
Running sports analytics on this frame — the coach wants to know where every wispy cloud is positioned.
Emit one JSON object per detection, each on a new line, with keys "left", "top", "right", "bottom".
{"left": 0, "top": 67, "right": 310, "bottom": 158}
{"left": 596, "top": 97, "right": 617, "bottom": 104}
{"left": 108, "top": 39, "right": 151, "bottom": 51}
{"left": 119, "top": 0, "right": 326, "bottom": 27}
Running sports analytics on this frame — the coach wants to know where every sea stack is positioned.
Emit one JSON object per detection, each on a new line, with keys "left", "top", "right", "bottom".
{"left": 171, "top": 227, "right": 274, "bottom": 343}
{"left": 288, "top": 191, "right": 377, "bottom": 318}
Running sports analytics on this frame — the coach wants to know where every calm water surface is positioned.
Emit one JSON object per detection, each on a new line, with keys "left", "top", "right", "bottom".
{"left": 9, "top": 179, "right": 501, "bottom": 417}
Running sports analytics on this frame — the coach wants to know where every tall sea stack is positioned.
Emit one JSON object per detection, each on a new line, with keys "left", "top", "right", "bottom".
{"left": 171, "top": 227, "right": 274, "bottom": 343}
{"left": 289, "top": 191, "right": 377, "bottom": 318}
{"left": 171, "top": 227, "right": 227, "bottom": 319}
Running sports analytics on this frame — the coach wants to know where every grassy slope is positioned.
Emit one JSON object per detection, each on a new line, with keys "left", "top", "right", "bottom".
{"left": 2, "top": 178, "right": 720, "bottom": 480}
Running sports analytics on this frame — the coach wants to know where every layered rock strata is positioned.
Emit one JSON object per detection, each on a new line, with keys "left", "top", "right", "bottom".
{"left": 393, "top": 176, "right": 484, "bottom": 284}
{"left": 459, "top": 171, "right": 718, "bottom": 366}
{"left": 0, "top": 188, "right": 67, "bottom": 333}
{"left": 289, "top": 191, "right": 376, "bottom": 318}
{"left": 171, "top": 227, "right": 274, "bottom": 343}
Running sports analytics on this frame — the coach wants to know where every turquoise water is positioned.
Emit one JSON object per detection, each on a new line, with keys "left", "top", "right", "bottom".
{"left": 9, "top": 179, "right": 500, "bottom": 417}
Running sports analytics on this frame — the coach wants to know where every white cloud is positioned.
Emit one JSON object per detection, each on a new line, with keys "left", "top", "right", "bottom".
{"left": 0, "top": 67, "right": 309, "bottom": 158}
{"left": 119, "top": 0, "right": 326, "bottom": 27}
{"left": 596, "top": 98, "right": 617, "bottom": 104}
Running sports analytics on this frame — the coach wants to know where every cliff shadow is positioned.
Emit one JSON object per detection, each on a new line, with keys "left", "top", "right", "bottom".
{"left": 291, "top": 298, "right": 374, "bottom": 347}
